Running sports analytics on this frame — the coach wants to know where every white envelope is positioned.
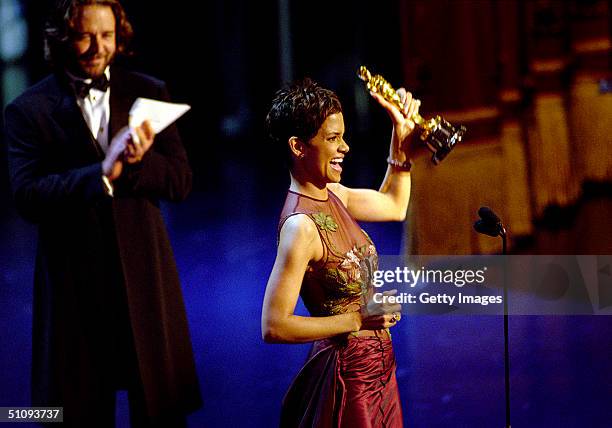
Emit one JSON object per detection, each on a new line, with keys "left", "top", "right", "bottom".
{"left": 128, "top": 97, "right": 191, "bottom": 135}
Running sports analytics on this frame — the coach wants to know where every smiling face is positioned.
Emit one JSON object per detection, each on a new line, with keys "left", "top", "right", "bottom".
{"left": 300, "top": 112, "right": 349, "bottom": 187}
{"left": 67, "top": 5, "right": 116, "bottom": 78}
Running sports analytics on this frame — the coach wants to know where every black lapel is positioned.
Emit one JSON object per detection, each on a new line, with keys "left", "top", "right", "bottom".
{"left": 51, "top": 73, "right": 105, "bottom": 160}
{"left": 109, "top": 67, "right": 132, "bottom": 139}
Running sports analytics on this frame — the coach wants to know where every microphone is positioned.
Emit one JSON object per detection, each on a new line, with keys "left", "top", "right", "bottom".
{"left": 478, "top": 206, "right": 501, "bottom": 224}
{"left": 472, "top": 205, "right": 510, "bottom": 428}
{"left": 474, "top": 206, "right": 505, "bottom": 237}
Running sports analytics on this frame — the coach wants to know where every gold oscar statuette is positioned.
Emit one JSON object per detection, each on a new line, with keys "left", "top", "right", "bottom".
{"left": 358, "top": 65, "right": 466, "bottom": 164}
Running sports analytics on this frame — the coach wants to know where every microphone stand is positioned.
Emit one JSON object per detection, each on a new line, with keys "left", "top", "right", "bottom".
{"left": 475, "top": 214, "right": 511, "bottom": 427}
{"left": 500, "top": 226, "right": 510, "bottom": 428}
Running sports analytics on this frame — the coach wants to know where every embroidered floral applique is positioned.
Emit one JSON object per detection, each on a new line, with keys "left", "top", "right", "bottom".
{"left": 312, "top": 212, "right": 338, "bottom": 232}
{"left": 314, "top": 243, "right": 381, "bottom": 315}
{"left": 302, "top": 214, "right": 379, "bottom": 316}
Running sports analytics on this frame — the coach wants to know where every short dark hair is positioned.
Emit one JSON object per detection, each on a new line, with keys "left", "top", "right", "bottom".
{"left": 265, "top": 78, "right": 342, "bottom": 164}
{"left": 44, "top": 0, "right": 133, "bottom": 67}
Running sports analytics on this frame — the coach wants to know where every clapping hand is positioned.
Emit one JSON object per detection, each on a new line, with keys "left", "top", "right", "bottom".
{"left": 102, "top": 120, "right": 155, "bottom": 181}
{"left": 125, "top": 120, "right": 155, "bottom": 164}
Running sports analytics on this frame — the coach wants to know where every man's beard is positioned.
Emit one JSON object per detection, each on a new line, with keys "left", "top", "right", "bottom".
{"left": 69, "top": 53, "right": 115, "bottom": 79}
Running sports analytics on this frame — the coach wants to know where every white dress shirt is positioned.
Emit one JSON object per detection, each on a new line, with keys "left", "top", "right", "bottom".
{"left": 66, "top": 67, "right": 111, "bottom": 153}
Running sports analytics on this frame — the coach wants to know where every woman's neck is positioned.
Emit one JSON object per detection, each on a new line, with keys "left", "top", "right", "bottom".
{"left": 289, "top": 173, "right": 328, "bottom": 200}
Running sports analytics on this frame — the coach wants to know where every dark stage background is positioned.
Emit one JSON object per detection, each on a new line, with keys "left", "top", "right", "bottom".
{"left": 1, "top": 1, "right": 611, "bottom": 427}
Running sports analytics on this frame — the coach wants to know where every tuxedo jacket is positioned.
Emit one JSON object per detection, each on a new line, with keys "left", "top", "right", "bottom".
{"left": 4, "top": 67, "right": 202, "bottom": 419}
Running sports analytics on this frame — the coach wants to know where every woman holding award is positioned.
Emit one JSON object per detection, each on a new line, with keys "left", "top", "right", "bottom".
{"left": 262, "top": 77, "right": 420, "bottom": 427}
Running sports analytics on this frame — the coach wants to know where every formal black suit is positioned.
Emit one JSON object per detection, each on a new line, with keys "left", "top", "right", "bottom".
{"left": 4, "top": 67, "right": 202, "bottom": 426}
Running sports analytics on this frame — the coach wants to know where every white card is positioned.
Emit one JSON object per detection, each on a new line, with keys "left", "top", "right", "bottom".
{"left": 128, "top": 97, "right": 191, "bottom": 135}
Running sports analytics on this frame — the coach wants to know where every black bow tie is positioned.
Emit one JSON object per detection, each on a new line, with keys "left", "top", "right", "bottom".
{"left": 73, "top": 75, "right": 110, "bottom": 98}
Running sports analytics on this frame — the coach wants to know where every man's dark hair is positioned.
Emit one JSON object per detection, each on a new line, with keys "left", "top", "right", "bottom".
{"left": 266, "top": 78, "right": 343, "bottom": 164}
{"left": 44, "top": 0, "right": 133, "bottom": 67}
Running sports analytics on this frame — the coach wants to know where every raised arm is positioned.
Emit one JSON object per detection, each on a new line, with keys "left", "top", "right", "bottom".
{"left": 330, "top": 89, "right": 420, "bottom": 222}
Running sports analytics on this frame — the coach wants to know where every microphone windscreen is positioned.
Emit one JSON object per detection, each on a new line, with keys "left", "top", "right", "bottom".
{"left": 478, "top": 206, "right": 501, "bottom": 224}
{"left": 474, "top": 220, "right": 500, "bottom": 237}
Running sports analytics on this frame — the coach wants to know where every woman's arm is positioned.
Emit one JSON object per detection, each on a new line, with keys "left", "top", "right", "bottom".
{"left": 261, "top": 214, "right": 399, "bottom": 343}
{"left": 262, "top": 214, "right": 361, "bottom": 343}
{"left": 330, "top": 89, "right": 420, "bottom": 222}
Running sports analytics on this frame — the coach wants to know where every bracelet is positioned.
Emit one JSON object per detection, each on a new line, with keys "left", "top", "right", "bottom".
{"left": 387, "top": 156, "right": 412, "bottom": 171}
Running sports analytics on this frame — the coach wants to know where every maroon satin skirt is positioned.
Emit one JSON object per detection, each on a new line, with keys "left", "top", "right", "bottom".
{"left": 280, "top": 336, "right": 403, "bottom": 427}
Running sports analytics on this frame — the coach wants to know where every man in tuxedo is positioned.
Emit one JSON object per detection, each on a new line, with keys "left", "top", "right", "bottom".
{"left": 4, "top": 1, "right": 201, "bottom": 426}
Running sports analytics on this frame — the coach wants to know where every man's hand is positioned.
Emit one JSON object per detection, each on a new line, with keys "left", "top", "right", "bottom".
{"left": 125, "top": 120, "right": 155, "bottom": 164}
{"left": 102, "top": 126, "right": 130, "bottom": 181}
{"left": 102, "top": 121, "right": 156, "bottom": 181}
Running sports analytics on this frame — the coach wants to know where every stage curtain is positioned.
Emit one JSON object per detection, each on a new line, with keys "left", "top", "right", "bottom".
{"left": 398, "top": 0, "right": 611, "bottom": 255}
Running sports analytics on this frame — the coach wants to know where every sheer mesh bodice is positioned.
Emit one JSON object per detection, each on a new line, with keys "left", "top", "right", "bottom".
{"left": 278, "top": 190, "right": 379, "bottom": 317}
